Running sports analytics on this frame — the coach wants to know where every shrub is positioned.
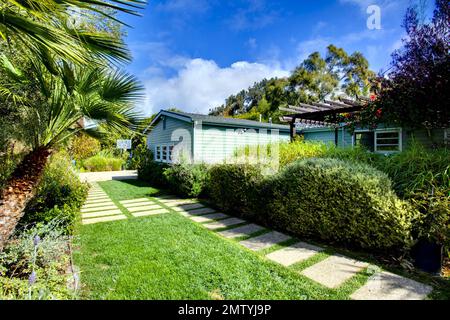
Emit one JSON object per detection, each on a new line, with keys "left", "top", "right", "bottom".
{"left": 0, "top": 219, "right": 75, "bottom": 300}
{"left": 127, "top": 142, "right": 152, "bottom": 170}
{"left": 138, "top": 158, "right": 170, "bottom": 188}
{"left": 82, "top": 155, "right": 124, "bottom": 172}
{"left": 164, "top": 163, "right": 209, "bottom": 198}
{"left": 206, "top": 164, "right": 263, "bottom": 219}
{"left": 22, "top": 152, "right": 88, "bottom": 233}
{"left": 68, "top": 133, "right": 101, "bottom": 162}
{"left": 261, "top": 158, "right": 416, "bottom": 250}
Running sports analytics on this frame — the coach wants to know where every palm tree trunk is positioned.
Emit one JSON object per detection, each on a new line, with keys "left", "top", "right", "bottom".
{"left": 0, "top": 147, "right": 52, "bottom": 249}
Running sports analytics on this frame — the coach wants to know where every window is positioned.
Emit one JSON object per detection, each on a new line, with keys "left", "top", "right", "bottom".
{"left": 375, "top": 130, "right": 402, "bottom": 153}
{"left": 154, "top": 144, "right": 174, "bottom": 163}
{"left": 155, "top": 146, "right": 161, "bottom": 161}
{"left": 354, "top": 131, "right": 375, "bottom": 152}
{"left": 353, "top": 129, "right": 402, "bottom": 153}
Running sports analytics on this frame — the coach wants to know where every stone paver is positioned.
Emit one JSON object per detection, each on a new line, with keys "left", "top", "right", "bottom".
{"left": 172, "top": 203, "right": 205, "bottom": 211}
{"left": 205, "top": 218, "right": 246, "bottom": 230}
{"left": 218, "top": 224, "right": 265, "bottom": 239}
{"left": 240, "top": 231, "right": 291, "bottom": 251}
{"left": 82, "top": 209, "right": 122, "bottom": 217}
{"left": 126, "top": 205, "right": 163, "bottom": 212}
{"left": 131, "top": 209, "right": 169, "bottom": 217}
{"left": 154, "top": 195, "right": 177, "bottom": 200}
{"left": 190, "top": 213, "right": 229, "bottom": 223}
{"left": 82, "top": 215, "right": 127, "bottom": 225}
{"left": 350, "top": 271, "right": 432, "bottom": 300}
{"left": 88, "top": 191, "right": 107, "bottom": 195}
{"left": 187, "top": 208, "right": 216, "bottom": 215}
{"left": 301, "top": 255, "right": 369, "bottom": 289}
{"left": 85, "top": 199, "right": 114, "bottom": 205}
{"left": 122, "top": 201, "right": 155, "bottom": 208}
{"left": 266, "top": 242, "right": 323, "bottom": 267}
{"left": 82, "top": 201, "right": 115, "bottom": 209}
{"left": 120, "top": 198, "right": 150, "bottom": 204}
{"left": 86, "top": 196, "right": 110, "bottom": 201}
{"left": 81, "top": 205, "right": 118, "bottom": 213}
{"left": 160, "top": 199, "right": 197, "bottom": 206}
{"left": 82, "top": 210, "right": 122, "bottom": 219}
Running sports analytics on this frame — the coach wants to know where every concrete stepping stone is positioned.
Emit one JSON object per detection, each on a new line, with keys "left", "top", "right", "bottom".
{"left": 187, "top": 208, "right": 216, "bottom": 215}
{"left": 350, "top": 271, "right": 432, "bottom": 300}
{"left": 301, "top": 255, "right": 369, "bottom": 288}
{"left": 88, "top": 191, "right": 107, "bottom": 195}
{"left": 205, "top": 218, "right": 246, "bottom": 230}
{"left": 85, "top": 199, "right": 114, "bottom": 205}
{"left": 127, "top": 205, "right": 163, "bottom": 212}
{"left": 82, "top": 215, "right": 127, "bottom": 225}
{"left": 82, "top": 201, "right": 115, "bottom": 209}
{"left": 120, "top": 198, "right": 150, "bottom": 204}
{"left": 131, "top": 209, "right": 169, "bottom": 217}
{"left": 82, "top": 209, "right": 122, "bottom": 217}
{"left": 218, "top": 224, "right": 265, "bottom": 239}
{"left": 172, "top": 203, "right": 205, "bottom": 211}
{"left": 155, "top": 195, "right": 177, "bottom": 200}
{"left": 82, "top": 210, "right": 122, "bottom": 219}
{"left": 81, "top": 205, "right": 118, "bottom": 213}
{"left": 266, "top": 242, "right": 323, "bottom": 267}
{"left": 240, "top": 231, "right": 291, "bottom": 251}
{"left": 87, "top": 196, "right": 110, "bottom": 201}
{"left": 190, "top": 213, "right": 229, "bottom": 223}
{"left": 122, "top": 201, "right": 155, "bottom": 208}
{"left": 161, "top": 199, "right": 197, "bottom": 206}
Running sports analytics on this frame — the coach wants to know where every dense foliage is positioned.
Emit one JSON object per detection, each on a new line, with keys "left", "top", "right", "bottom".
{"left": 164, "top": 164, "right": 209, "bottom": 198}
{"left": 137, "top": 158, "right": 170, "bottom": 188}
{"left": 82, "top": 155, "right": 125, "bottom": 172}
{"left": 359, "top": 0, "right": 449, "bottom": 129}
{"left": 0, "top": 219, "right": 76, "bottom": 300}
{"left": 68, "top": 133, "right": 102, "bottom": 162}
{"left": 262, "top": 159, "right": 415, "bottom": 250}
{"left": 21, "top": 152, "right": 88, "bottom": 233}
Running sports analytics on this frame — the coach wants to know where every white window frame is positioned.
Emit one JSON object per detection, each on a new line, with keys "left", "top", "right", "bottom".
{"left": 352, "top": 128, "right": 402, "bottom": 154}
{"left": 374, "top": 128, "right": 402, "bottom": 153}
{"left": 154, "top": 143, "right": 175, "bottom": 163}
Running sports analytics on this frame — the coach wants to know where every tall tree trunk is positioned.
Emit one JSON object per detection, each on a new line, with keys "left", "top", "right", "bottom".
{"left": 0, "top": 147, "right": 52, "bottom": 249}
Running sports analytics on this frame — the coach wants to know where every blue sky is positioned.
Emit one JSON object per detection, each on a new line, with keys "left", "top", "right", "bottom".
{"left": 119, "top": 0, "right": 433, "bottom": 115}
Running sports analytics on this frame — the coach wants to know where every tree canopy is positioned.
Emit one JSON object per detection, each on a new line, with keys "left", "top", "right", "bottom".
{"left": 209, "top": 45, "right": 375, "bottom": 123}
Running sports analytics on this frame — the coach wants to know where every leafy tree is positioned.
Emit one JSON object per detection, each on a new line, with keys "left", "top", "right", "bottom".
{"left": 0, "top": 0, "right": 145, "bottom": 68}
{"left": 360, "top": 0, "right": 449, "bottom": 130}
{"left": 210, "top": 45, "right": 374, "bottom": 123}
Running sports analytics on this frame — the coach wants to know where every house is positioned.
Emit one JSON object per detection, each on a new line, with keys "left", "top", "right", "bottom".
{"left": 144, "top": 110, "right": 295, "bottom": 164}
{"left": 280, "top": 99, "right": 449, "bottom": 153}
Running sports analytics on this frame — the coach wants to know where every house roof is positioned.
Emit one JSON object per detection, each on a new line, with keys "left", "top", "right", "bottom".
{"left": 144, "top": 110, "right": 293, "bottom": 133}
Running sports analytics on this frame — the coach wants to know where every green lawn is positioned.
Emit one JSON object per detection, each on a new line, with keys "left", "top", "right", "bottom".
{"left": 74, "top": 180, "right": 370, "bottom": 300}
{"left": 74, "top": 180, "right": 449, "bottom": 300}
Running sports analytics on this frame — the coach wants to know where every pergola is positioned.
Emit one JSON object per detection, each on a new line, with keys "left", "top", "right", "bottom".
{"left": 279, "top": 97, "right": 369, "bottom": 144}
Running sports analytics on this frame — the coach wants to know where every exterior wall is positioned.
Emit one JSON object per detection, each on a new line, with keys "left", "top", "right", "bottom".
{"left": 302, "top": 125, "right": 448, "bottom": 151}
{"left": 194, "top": 124, "right": 291, "bottom": 164}
{"left": 147, "top": 117, "right": 193, "bottom": 161}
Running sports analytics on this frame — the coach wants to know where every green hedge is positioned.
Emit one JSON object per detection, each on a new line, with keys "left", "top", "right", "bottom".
{"left": 22, "top": 152, "right": 88, "bottom": 233}
{"left": 164, "top": 164, "right": 209, "bottom": 198}
{"left": 82, "top": 155, "right": 124, "bottom": 172}
{"left": 261, "top": 158, "right": 416, "bottom": 250}
{"left": 206, "top": 164, "right": 263, "bottom": 219}
{"left": 138, "top": 158, "right": 170, "bottom": 188}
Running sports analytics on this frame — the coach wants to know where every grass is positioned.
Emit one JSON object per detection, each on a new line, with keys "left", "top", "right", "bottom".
{"left": 74, "top": 180, "right": 367, "bottom": 300}
{"left": 74, "top": 179, "right": 449, "bottom": 300}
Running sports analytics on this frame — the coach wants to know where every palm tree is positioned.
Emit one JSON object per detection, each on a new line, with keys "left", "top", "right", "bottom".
{"left": 0, "top": 0, "right": 146, "bottom": 66}
{"left": 0, "top": 62, "right": 143, "bottom": 247}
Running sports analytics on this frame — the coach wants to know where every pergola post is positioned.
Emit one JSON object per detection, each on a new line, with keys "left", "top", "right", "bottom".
{"left": 290, "top": 120, "right": 296, "bottom": 142}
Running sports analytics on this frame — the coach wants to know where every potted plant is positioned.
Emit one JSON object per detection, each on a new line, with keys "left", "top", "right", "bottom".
{"left": 410, "top": 189, "right": 448, "bottom": 275}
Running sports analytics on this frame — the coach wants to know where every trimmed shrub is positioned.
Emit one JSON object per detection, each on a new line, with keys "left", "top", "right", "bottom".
{"left": 164, "top": 164, "right": 209, "bottom": 198}
{"left": 22, "top": 152, "right": 88, "bottom": 233}
{"left": 68, "top": 133, "right": 101, "bottom": 162}
{"left": 82, "top": 155, "right": 124, "bottom": 172}
{"left": 138, "top": 159, "right": 170, "bottom": 188}
{"left": 261, "top": 158, "right": 416, "bottom": 250}
{"left": 206, "top": 164, "right": 263, "bottom": 219}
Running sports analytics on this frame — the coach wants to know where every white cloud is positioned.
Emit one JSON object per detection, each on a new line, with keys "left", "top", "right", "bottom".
{"left": 141, "top": 58, "right": 289, "bottom": 115}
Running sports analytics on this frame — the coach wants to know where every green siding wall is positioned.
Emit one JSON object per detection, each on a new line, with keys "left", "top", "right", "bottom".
{"left": 195, "top": 124, "right": 291, "bottom": 163}
{"left": 147, "top": 117, "right": 193, "bottom": 160}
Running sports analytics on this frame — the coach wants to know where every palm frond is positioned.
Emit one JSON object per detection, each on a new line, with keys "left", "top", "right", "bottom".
{"left": 100, "top": 69, "right": 144, "bottom": 103}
